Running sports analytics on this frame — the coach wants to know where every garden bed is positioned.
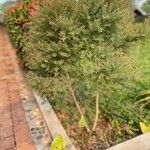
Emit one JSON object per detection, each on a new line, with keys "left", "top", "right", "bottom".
{"left": 4, "top": 0, "right": 150, "bottom": 149}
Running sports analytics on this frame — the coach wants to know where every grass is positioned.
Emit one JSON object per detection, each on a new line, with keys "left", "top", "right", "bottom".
{"left": 129, "top": 39, "right": 150, "bottom": 89}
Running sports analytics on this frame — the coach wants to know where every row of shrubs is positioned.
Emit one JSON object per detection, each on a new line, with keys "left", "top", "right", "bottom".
{"left": 4, "top": 0, "right": 35, "bottom": 58}
{"left": 4, "top": 0, "right": 150, "bottom": 149}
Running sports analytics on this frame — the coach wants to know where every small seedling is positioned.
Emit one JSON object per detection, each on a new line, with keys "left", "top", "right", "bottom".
{"left": 78, "top": 116, "right": 88, "bottom": 128}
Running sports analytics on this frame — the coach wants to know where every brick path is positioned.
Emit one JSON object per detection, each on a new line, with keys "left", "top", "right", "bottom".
{"left": 0, "top": 26, "right": 35, "bottom": 149}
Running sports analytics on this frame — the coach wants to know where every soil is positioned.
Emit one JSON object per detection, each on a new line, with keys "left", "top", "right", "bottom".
{"left": 56, "top": 111, "right": 138, "bottom": 150}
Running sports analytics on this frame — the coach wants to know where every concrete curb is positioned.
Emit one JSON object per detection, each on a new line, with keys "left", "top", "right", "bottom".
{"left": 34, "top": 93, "right": 76, "bottom": 150}
{"left": 107, "top": 132, "right": 150, "bottom": 150}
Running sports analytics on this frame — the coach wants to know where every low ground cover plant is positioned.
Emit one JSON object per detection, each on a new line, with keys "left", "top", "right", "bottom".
{"left": 5, "top": 0, "right": 150, "bottom": 149}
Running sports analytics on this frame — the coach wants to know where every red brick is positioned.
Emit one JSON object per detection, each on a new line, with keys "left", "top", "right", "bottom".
{"left": 8, "top": 83, "right": 19, "bottom": 92}
{"left": 0, "top": 107, "right": 11, "bottom": 119}
{"left": 5, "top": 58, "right": 15, "bottom": 75}
{"left": 0, "top": 117, "right": 12, "bottom": 128}
{"left": 0, "top": 49, "right": 9, "bottom": 57}
{"left": 0, "top": 81, "right": 9, "bottom": 108}
{"left": 14, "top": 123, "right": 32, "bottom": 146}
{"left": 0, "top": 99, "right": 10, "bottom": 108}
{"left": 11, "top": 100, "right": 23, "bottom": 111}
{"left": 0, "top": 28, "right": 36, "bottom": 149}
{"left": 0, "top": 60, "right": 7, "bottom": 77}
{"left": 8, "top": 77, "right": 19, "bottom": 92}
{"left": 0, "top": 127, "right": 14, "bottom": 140}
{"left": 0, "top": 136, "right": 15, "bottom": 150}
{"left": 0, "top": 79, "right": 7, "bottom": 86}
{"left": 4, "top": 58, "right": 13, "bottom": 66}
{"left": 0, "top": 107, "right": 13, "bottom": 140}
{"left": 9, "top": 89, "right": 20, "bottom": 103}
{"left": 11, "top": 103, "right": 27, "bottom": 126}
{"left": 17, "top": 143, "right": 35, "bottom": 150}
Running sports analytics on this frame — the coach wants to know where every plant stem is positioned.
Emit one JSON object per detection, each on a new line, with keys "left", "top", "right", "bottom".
{"left": 66, "top": 73, "right": 91, "bottom": 132}
{"left": 92, "top": 59, "right": 100, "bottom": 131}
{"left": 140, "top": 101, "right": 150, "bottom": 109}
{"left": 92, "top": 92, "right": 99, "bottom": 131}
{"left": 135, "top": 96, "right": 150, "bottom": 105}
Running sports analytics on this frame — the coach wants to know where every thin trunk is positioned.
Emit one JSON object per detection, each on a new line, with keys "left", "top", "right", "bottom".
{"left": 92, "top": 60, "right": 100, "bottom": 131}
{"left": 66, "top": 73, "right": 91, "bottom": 132}
{"left": 92, "top": 91, "right": 99, "bottom": 131}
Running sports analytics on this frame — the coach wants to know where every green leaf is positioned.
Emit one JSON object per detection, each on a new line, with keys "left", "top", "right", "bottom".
{"left": 50, "top": 134, "right": 66, "bottom": 150}
{"left": 78, "top": 116, "right": 87, "bottom": 128}
{"left": 140, "top": 122, "right": 150, "bottom": 134}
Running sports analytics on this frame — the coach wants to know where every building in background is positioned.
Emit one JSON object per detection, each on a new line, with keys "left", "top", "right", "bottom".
{"left": 133, "top": 0, "right": 150, "bottom": 16}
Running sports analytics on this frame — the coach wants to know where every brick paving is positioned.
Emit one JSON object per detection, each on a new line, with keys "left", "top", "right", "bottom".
{"left": 0, "top": 26, "right": 35, "bottom": 149}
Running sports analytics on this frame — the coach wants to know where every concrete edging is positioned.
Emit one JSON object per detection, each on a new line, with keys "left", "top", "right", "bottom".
{"left": 34, "top": 93, "right": 76, "bottom": 150}
{"left": 107, "top": 132, "right": 150, "bottom": 150}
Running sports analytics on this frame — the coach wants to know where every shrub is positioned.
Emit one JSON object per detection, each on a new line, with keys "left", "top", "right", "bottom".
{"left": 20, "top": 0, "right": 150, "bottom": 148}
{"left": 4, "top": 0, "right": 35, "bottom": 58}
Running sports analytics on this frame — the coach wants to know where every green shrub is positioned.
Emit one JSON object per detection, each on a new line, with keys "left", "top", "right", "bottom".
{"left": 23, "top": 0, "right": 150, "bottom": 145}
{"left": 4, "top": 0, "right": 34, "bottom": 58}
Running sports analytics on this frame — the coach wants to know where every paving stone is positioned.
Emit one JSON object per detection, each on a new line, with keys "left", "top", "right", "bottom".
{"left": 14, "top": 123, "right": 32, "bottom": 146}
{"left": 17, "top": 143, "right": 35, "bottom": 150}
{"left": 11, "top": 100, "right": 27, "bottom": 127}
{"left": 0, "top": 136, "right": 15, "bottom": 150}
{"left": 0, "top": 27, "right": 32, "bottom": 149}
{"left": 0, "top": 127, "right": 14, "bottom": 140}
{"left": 0, "top": 80, "right": 9, "bottom": 108}
{"left": 0, "top": 117, "right": 12, "bottom": 128}
{"left": 0, "top": 60, "right": 7, "bottom": 77}
{"left": 12, "top": 107, "right": 27, "bottom": 127}
{"left": 0, "top": 26, "right": 52, "bottom": 150}
{"left": 0, "top": 107, "right": 11, "bottom": 119}
{"left": 9, "top": 89, "right": 21, "bottom": 103}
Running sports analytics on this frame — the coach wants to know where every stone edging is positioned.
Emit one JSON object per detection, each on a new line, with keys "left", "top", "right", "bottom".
{"left": 34, "top": 93, "right": 76, "bottom": 150}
